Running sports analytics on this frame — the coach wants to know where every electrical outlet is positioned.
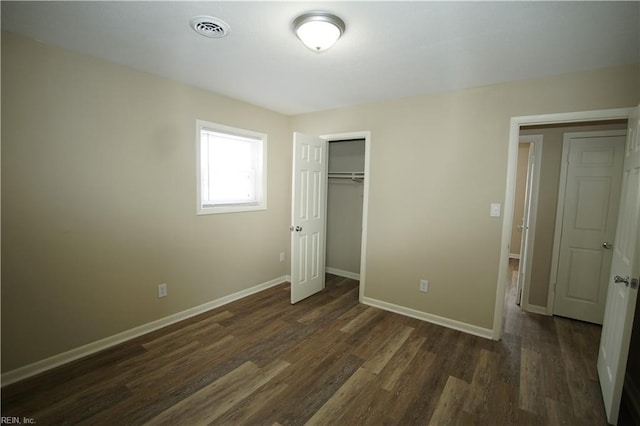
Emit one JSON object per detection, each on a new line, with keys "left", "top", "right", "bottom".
{"left": 280, "top": 252, "right": 285, "bottom": 262}
{"left": 158, "top": 283, "right": 167, "bottom": 298}
{"left": 420, "top": 280, "right": 429, "bottom": 293}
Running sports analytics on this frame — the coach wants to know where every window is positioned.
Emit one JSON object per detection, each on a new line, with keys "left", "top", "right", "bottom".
{"left": 196, "top": 120, "right": 266, "bottom": 214}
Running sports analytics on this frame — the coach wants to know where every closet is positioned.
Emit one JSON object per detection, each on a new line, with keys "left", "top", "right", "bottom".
{"left": 326, "top": 139, "right": 365, "bottom": 280}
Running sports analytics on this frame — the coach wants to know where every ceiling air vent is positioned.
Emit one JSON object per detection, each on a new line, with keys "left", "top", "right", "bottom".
{"left": 190, "top": 16, "right": 230, "bottom": 38}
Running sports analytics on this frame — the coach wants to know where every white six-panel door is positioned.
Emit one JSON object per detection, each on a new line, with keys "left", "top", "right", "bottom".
{"left": 291, "top": 132, "right": 327, "bottom": 304}
{"left": 553, "top": 131, "right": 626, "bottom": 324}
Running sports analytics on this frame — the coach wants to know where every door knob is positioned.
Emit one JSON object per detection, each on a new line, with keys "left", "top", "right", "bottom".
{"left": 602, "top": 242, "right": 612, "bottom": 249}
{"left": 614, "top": 275, "right": 630, "bottom": 286}
{"left": 289, "top": 225, "right": 302, "bottom": 232}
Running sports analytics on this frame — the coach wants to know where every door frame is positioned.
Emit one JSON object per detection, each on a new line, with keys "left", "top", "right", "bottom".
{"left": 493, "top": 107, "right": 634, "bottom": 340}
{"left": 516, "top": 135, "right": 543, "bottom": 313}
{"left": 547, "top": 129, "right": 627, "bottom": 318}
{"left": 321, "top": 131, "right": 371, "bottom": 302}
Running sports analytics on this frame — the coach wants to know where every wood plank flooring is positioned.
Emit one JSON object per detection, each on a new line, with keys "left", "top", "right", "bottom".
{"left": 2, "top": 262, "right": 609, "bottom": 425}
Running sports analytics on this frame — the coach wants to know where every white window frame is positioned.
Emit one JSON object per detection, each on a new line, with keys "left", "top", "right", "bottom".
{"left": 196, "top": 120, "right": 267, "bottom": 215}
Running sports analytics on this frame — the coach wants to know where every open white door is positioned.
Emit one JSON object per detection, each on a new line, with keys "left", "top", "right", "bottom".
{"left": 291, "top": 132, "right": 327, "bottom": 304}
{"left": 598, "top": 106, "right": 640, "bottom": 424}
{"left": 516, "top": 141, "right": 534, "bottom": 305}
{"left": 516, "top": 135, "right": 542, "bottom": 312}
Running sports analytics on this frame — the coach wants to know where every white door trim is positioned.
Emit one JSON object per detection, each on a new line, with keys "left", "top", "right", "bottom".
{"left": 547, "top": 130, "right": 627, "bottom": 318}
{"left": 493, "top": 107, "right": 634, "bottom": 340}
{"left": 321, "top": 131, "right": 371, "bottom": 303}
{"left": 517, "top": 135, "right": 543, "bottom": 314}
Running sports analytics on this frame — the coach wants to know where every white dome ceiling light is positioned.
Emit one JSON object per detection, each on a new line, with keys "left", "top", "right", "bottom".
{"left": 293, "top": 11, "right": 345, "bottom": 52}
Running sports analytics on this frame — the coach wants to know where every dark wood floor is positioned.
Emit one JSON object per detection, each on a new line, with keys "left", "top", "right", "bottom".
{"left": 2, "top": 262, "right": 610, "bottom": 425}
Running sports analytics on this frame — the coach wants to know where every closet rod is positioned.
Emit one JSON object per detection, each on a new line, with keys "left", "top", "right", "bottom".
{"left": 328, "top": 171, "right": 365, "bottom": 182}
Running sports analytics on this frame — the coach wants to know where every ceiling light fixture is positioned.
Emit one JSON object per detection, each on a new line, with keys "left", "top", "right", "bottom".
{"left": 293, "top": 11, "right": 345, "bottom": 52}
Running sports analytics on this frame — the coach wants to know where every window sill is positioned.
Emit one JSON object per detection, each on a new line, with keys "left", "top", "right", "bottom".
{"left": 197, "top": 204, "right": 267, "bottom": 215}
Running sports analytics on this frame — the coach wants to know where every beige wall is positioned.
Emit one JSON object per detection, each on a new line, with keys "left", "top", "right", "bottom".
{"left": 291, "top": 64, "right": 639, "bottom": 330}
{"left": 510, "top": 144, "right": 530, "bottom": 257}
{"left": 520, "top": 121, "right": 627, "bottom": 307}
{"left": 326, "top": 140, "right": 365, "bottom": 274}
{"left": 1, "top": 33, "right": 292, "bottom": 372}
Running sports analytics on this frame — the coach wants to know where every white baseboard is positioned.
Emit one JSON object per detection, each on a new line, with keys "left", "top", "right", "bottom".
{"left": 1, "top": 275, "right": 290, "bottom": 387}
{"left": 524, "top": 303, "right": 550, "bottom": 316}
{"left": 326, "top": 267, "right": 360, "bottom": 280}
{"left": 361, "top": 296, "right": 493, "bottom": 340}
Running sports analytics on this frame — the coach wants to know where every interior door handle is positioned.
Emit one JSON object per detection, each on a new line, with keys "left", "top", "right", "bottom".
{"left": 613, "top": 275, "right": 639, "bottom": 289}
{"left": 614, "top": 275, "right": 630, "bottom": 286}
{"left": 603, "top": 242, "right": 612, "bottom": 249}
{"left": 289, "top": 226, "right": 303, "bottom": 232}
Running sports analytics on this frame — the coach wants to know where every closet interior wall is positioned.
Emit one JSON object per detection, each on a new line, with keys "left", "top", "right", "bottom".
{"left": 326, "top": 139, "right": 365, "bottom": 278}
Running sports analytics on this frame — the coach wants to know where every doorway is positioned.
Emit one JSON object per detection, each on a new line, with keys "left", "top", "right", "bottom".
{"left": 505, "top": 123, "right": 627, "bottom": 324}
{"left": 323, "top": 131, "right": 370, "bottom": 302}
{"left": 326, "top": 138, "right": 366, "bottom": 281}
{"left": 493, "top": 108, "right": 634, "bottom": 340}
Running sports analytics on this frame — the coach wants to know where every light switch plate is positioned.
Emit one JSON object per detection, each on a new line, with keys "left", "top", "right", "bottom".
{"left": 490, "top": 203, "right": 501, "bottom": 217}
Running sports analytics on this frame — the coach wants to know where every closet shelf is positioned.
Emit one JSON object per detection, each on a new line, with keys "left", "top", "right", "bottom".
{"left": 328, "top": 171, "right": 365, "bottom": 182}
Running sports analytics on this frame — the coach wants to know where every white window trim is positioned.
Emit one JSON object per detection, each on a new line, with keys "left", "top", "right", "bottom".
{"left": 196, "top": 120, "right": 267, "bottom": 215}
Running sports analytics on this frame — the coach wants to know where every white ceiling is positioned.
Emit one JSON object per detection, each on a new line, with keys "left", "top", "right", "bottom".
{"left": 2, "top": 1, "right": 639, "bottom": 115}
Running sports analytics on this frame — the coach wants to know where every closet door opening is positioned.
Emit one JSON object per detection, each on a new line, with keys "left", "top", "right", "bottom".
{"left": 326, "top": 139, "right": 365, "bottom": 286}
